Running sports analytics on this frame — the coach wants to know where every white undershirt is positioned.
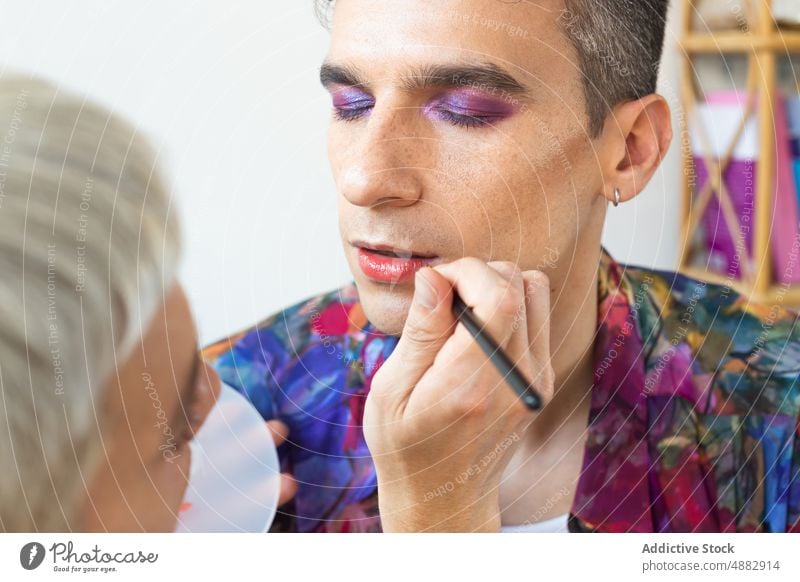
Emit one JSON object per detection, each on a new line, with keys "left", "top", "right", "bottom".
{"left": 500, "top": 513, "right": 570, "bottom": 533}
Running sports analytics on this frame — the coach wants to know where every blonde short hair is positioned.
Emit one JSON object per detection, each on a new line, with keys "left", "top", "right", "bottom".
{"left": 0, "top": 76, "right": 181, "bottom": 531}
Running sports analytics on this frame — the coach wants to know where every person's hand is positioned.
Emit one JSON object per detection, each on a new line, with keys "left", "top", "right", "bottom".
{"left": 363, "top": 259, "right": 555, "bottom": 532}
{"left": 265, "top": 419, "right": 298, "bottom": 506}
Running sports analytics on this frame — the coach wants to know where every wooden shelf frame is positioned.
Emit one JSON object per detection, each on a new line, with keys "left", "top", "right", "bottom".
{"left": 682, "top": 31, "right": 800, "bottom": 53}
{"left": 677, "top": 0, "right": 800, "bottom": 304}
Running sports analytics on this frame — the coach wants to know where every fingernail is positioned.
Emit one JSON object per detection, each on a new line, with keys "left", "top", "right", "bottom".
{"left": 525, "top": 270, "right": 549, "bottom": 288}
{"left": 488, "top": 261, "right": 521, "bottom": 282}
{"left": 414, "top": 268, "right": 438, "bottom": 310}
{"left": 523, "top": 270, "right": 549, "bottom": 298}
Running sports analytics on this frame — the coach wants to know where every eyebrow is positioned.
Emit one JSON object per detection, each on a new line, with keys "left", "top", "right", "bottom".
{"left": 319, "top": 61, "right": 532, "bottom": 99}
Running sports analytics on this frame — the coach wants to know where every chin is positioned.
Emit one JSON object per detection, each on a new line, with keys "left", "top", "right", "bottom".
{"left": 355, "top": 279, "right": 412, "bottom": 336}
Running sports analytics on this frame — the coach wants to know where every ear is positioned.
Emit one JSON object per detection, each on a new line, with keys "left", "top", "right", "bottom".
{"left": 596, "top": 94, "right": 672, "bottom": 206}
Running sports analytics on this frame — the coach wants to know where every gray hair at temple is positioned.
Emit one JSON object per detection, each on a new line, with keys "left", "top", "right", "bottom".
{"left": 313, "top": 0, "right": 670, "bottom": 137}
{"left": 0, "top": 76, "right": 181, "bottom": 530}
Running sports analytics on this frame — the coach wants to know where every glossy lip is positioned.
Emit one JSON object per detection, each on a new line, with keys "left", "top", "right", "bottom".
{"left": 351, "top": 240, "right": 438, "bottom": 259}
{"left": 352, "top": 241, "right": 440, "bottom": 284}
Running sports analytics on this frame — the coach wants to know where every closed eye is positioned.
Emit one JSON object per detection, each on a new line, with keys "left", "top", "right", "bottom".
{"left": 333, "top": 101, "right": 374, "bottom": 122}
{"left": 432, "top": 108, "right": 502, "bottom": 129}
{"left": 333, "top": 103, "right": 502, "bottom": 128}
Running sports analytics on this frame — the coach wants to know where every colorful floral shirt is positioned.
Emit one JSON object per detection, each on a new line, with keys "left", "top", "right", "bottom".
{"left": 202, "top": 246, "right": 800, "bottom": 533}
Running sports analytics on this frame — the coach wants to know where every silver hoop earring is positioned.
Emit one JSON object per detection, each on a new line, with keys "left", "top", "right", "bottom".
{"left": 612, "top": 188, "right": 621, "bottom": 207}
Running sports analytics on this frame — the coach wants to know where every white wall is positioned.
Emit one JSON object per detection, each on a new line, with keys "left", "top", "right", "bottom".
{"left": 0, "top": 0, "right": 682, "bottom": 343}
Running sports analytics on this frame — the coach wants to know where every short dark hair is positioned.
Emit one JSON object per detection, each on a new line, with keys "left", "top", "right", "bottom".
{"left": 560, "top": 0, "right": 669, "bottom": 135}
{"left": 314, "top": 0, "right": 670, "bottom": 136}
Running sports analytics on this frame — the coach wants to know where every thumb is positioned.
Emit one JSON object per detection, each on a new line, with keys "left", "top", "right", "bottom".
{"left": 372, "top": 266, "right": 455, "bottom": 405}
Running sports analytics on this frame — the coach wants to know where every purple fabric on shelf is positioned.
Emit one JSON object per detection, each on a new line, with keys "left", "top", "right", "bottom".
{"left": 692, "top": 157, "right": 756, "bottom": 280}
{"left": 692, "top": 90, "right": 800, "bottom": 284}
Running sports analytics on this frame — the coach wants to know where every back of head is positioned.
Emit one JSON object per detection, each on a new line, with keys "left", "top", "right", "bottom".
{"left": 0, "top": 76, "right": 181, "bottom": 531}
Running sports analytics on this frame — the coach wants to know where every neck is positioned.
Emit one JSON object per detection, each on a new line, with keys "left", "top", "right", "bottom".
{"left": 529, "top": 241, "right": 601, "bottom": 439}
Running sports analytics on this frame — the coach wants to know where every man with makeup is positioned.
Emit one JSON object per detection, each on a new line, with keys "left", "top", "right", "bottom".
{"left": 204, "top": 0, "right": 800, "bottom": 533}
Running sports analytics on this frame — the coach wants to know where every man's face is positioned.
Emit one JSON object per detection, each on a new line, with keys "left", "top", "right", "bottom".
{"left": 324, "top": 0, "right": 607, "bottom": 335}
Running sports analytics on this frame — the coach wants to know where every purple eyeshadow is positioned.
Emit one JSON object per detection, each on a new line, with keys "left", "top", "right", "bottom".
{"left": 327, "top": 84, "right": 518, "bottom": 128}
{"left": 424, "top": 88, "right": 518, "bottom": 119}
{"left": 330, "top": 86, "right": 374, "bottom": 109}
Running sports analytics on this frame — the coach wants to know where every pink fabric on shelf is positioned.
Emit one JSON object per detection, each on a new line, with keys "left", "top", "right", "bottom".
{"left": 697, "top": 90, "right": 800, "bottom": 284}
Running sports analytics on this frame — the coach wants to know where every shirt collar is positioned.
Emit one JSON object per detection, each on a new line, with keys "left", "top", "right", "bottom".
{"left": 570, "top": 245, "right": 673, "bottom": 532}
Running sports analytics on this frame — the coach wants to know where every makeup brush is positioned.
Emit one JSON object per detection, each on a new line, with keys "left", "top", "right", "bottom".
{"left": 451, "top": 291, "right": 543, "bottom": 410}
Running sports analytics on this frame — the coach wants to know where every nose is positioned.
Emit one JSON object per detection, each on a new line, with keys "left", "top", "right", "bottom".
{"left": 204, "top": 361, "right": 222, "bottom": 402}
{"left": 337, "top": 105, "right": 427, "bottom": 209}
{"left": 192, "top": 360, "right": 222, "bottom": 434}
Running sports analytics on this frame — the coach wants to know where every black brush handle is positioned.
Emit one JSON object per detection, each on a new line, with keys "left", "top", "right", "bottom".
{"left": 451, "top": 292, "right": 542, "bottom": 411}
